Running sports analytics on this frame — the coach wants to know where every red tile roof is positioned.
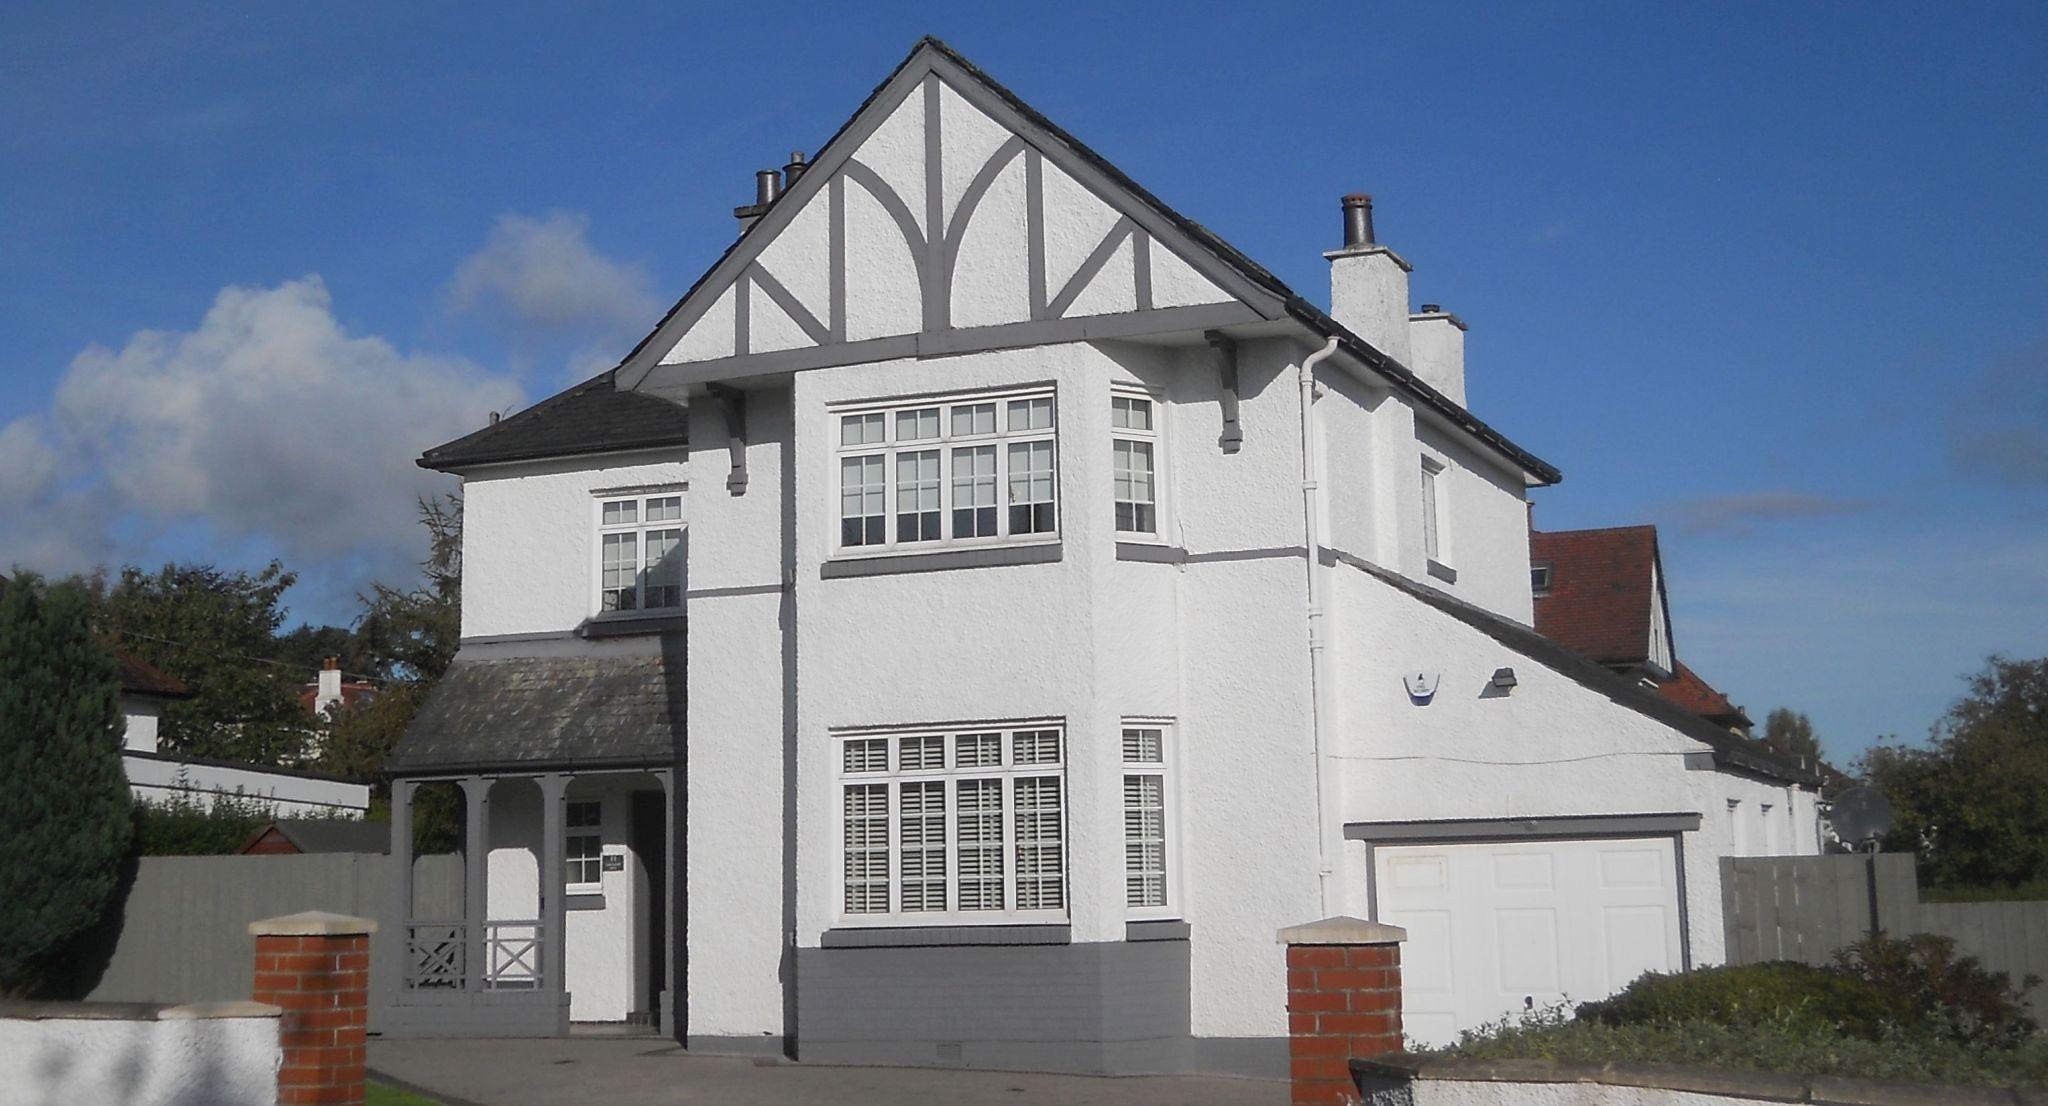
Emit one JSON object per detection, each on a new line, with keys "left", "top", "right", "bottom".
{"left": 1530, "top": 526, "right": 1662, "bottom": 669}
{"left": 115, "top": 646, "right": 192, "bottom": 699}
{"left": 1658, "top": 661, "right": 1751, "bottom": 730}
{"left": 299, "top": 680, "right": 380, "bottom": 715}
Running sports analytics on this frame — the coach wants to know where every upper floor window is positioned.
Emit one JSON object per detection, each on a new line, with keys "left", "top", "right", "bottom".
{"left": 1420, "top": 456, "right": 1447, "bottom": 566}
{"left": 835, "top": 390, "right": 1057, "bottom": 554}
{"left": 1531, "top": 562, "right": 1554, "bottom": 597}
{"left": 838, "top": 723, "right": 1067, "bottom": 924}
{"left": 597, "top": 493, "right": 684, "bottom": 613}
{"left": 1111, "top": 391, "right": 1159, "bottom": 536}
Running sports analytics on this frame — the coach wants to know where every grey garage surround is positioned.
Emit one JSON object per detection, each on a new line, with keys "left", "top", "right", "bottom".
{"left": 797, "top": 937, "right": 1220, "bottom": 1075}
{"left": 1345, "top": 812, "right": 1703, "bottom": 842}
{"left": 819, "top": 924, "right": 1070, "bottom": 948}
{"left": 820, "top": 542, "right": 1061, "bottom": 578}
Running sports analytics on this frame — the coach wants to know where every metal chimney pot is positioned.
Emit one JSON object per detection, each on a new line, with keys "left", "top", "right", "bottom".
{"left": 755, "top": 169, "right": 783, "bottom": 206}
{"left": 783, "top": 151, "right": 808, "bottom": 187}
{"left": 1342, "top": 193, "right": 1376, "bottom": 248}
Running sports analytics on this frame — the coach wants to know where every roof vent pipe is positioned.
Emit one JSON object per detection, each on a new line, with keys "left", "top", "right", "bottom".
{"left": 782, "top": 151, "right": 808, "bottom": 188}
{"left": 755, "top": 169, "right": 783, "bottom": 206}
{"left": 1342, "top": 193, "right": 1376, "bottom": 248}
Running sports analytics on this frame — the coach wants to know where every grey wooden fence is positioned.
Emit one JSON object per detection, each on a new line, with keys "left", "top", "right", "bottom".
{"left": 1723, "top": 854, "right": 2048, "bottom": 1015}
{"left": 84, "top": 852, "right": 461, "bottom": 1031}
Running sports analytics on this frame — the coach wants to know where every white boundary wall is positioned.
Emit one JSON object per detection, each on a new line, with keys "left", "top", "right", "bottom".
{"left": 0, "top": 1001, "right": 280, "bottom": 1106}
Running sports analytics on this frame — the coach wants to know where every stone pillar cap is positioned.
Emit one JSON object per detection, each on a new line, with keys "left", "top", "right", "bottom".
{"left": 249, "top": 911, "right": 380, "bottom": 937}
{"left": 1277, "top": 915, "right": 1407, "bottom": 945}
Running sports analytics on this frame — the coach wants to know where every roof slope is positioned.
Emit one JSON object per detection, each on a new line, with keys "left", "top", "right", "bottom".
{"left": 1659, "top": 661, "right": 1751, "bottom": 730}
{"left": 608, "top": 36, "right": 1555, "bottom": 485}
{"left": 388, "top": 651, "right": 684, "bottom": 775}
{"left": 419, "top": 369, "right": 688, "bottom": 473}
{"left": 1331, "top": 550, "right": 1816, "bottom": 786}
{"left": 244, "top": 818, "right": 390, "bottom": 855}
{"left": 115, "top": 646, "right": 190, "bottom": 699}
{"left": 1531, "top": 526, "right": 1663, "bottom": 669}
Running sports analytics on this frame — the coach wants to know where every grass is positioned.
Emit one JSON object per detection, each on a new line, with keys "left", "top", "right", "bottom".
{"left": 366, "top": 1080, "right": 445, "bottom": 1106}
{"left": 1422, "top": 1005, "right": 2048, "bottom": 1090}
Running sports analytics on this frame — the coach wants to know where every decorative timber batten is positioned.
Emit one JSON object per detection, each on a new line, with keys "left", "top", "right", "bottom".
{"left": 251, "top": 911, "right": 377, "bottom": 1106}
{"left": 1278, "top": 916, "right": 1407, "bottom": 1106}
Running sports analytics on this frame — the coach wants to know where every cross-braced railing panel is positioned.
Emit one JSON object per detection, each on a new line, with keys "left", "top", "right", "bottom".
{"left": 485, "top": 921, "right": 543, "bottom": 990}
{"left": 405, "top": 921, "right": 465, "bottom": 990}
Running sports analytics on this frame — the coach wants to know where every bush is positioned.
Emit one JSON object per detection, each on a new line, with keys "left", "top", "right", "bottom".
{"left": 134, "top": 791, "right": 276, "bottom": 856}
{"left": 1576, "top": 961, "right": 1911, "bottom": 1039}
{"left": 1835, "top": 933, "right": 2039, "bottom": 1046}
{"left": 0, "top": 576, "right": 135, "bottom": 998}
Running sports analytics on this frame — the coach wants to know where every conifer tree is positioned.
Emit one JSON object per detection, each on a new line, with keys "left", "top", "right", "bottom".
{"left": 0, "top": 574, "right": 134, "bottom": 997}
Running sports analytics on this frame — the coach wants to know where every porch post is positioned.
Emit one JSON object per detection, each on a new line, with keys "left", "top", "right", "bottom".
{"left": 386, "top": 778, "right": 415, "bottom": 1004}
{"left": 459, "top": 776, "right": 491, "bottom": 993}
{"left": 654, "top": 767, "right": 677, "bottom": 1039}
{"left": 538, "top": 772, "right": 570, "bottom": 1029}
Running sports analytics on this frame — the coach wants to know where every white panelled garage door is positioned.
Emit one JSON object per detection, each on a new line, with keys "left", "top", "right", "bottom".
{"left": 1374, "top": 837, "right": 1683, "bottom": 1046}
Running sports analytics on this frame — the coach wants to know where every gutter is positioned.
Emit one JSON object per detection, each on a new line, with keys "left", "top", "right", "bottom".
{"left": 1297, "top": 336, "right": 1342, "bottom": 915}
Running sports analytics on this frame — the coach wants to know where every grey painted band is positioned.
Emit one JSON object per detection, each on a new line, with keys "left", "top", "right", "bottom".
{"left": 639, "top": 303, "right": 1256, "bottom": 395}
{"left": 749, "top": 263, "right": 831, "bottom": 345}
{"left": 1124, "top": 920, "right": 1191, "bottom": 942}
{"left": 1132, "top": 230, "right": 1153, "bottom": 311}
{"left": 820, "top": 924, "right": 1072, "bottom": 948}
{"left": 454, "top": 633, "right": 669, "bottom": 661}
{"left": 1116, "top": 542, "right": 1186, "bottom": 564}
{"left": 1425, "top": 558, "right": 1459, "bottom": 584}
{"left": 1183, "top": 545, "right": 1306, "bottom": 565}
{"left": 828, "top": 174, "right": 847, "bottom": 341}
{"left": 580, "top": 614, "right": 687, "bottom": 639}
{"left": 565, "top": 894, "right": 605, "bottom": 912}
{"left": 1345, "top": 812, "right": 1704, "bottom": 842}
{"left": 687, "top": 582, "right": 786, "bottom": 599}
{"left": 733, "top": 269, "right": 750, "bottom": 354}
{"left": 820, "top": 542, "right": 1061, "bottom": 578}
{"left": 922, "top": 74, "right": 944, "bottom": 334}
{"left": 1025, "top": 150, "right": 1047, "bottom": 318}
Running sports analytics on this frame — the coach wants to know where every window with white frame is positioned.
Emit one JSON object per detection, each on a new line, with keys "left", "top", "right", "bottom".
{"left": 596, "top": 493, "right": 685, "bottom": 613}
{"left": 1122, "top": 723, "right": 1175, "bottom": 914}
{"left": 838, "top": 723, "right": 1066, "bottom": 923}
{"left": 565, "top": 800, "right": 603, "bottom": 889}
{"left": 835, "top": 390, "right": 1057, "bottom": 554}
{"left": 1420, "top": 456, "right": 1446, "bottom": 565}
{"left": 1111, "top": 392, "right": 1159, "bottom": 535}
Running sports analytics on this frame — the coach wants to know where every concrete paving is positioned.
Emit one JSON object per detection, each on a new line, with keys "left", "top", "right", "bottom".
{"left": 369, "top": 1038, "right": 1289, "bottom": 1106}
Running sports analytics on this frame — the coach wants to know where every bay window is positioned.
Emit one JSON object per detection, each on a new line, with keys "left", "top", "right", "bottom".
{"left": 836, "top": 390, "right": 1057, "bottom": 554}
{"left": 838, "top": 723, "right": 1067, "bottom": 924}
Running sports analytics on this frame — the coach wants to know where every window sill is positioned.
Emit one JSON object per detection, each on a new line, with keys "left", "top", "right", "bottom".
{"left": 1115, "top": 542, "right": 1186, "bottom": 564}
{"left": 820, "top": 924, "right": 1071, "bottom": 948}
{"left": 578, "top": 612, "right": 687, "bottom": 638}
{"left": 1425, "top": 558, "right": 1458, "bottom": 584}
{"left": 1124, "top": 919, "right": 1190, "bottom": 942}
{"left": 820, "top": 542, "right": 1062, "bottom": 579}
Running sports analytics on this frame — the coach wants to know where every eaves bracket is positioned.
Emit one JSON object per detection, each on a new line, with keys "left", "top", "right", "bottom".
{"left": 1207, "top": 329, "right": 1242, "bottom": 453}
{"left": 706, "top": 383, "right": 748, "bottom": 494}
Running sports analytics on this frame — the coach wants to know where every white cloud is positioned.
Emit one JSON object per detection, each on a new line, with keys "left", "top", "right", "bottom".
{"left": 448, "top": 211, "right": 660, "bottom": 332}
{"left": 0, "top": 276, "right": 523, "bottom": 576}
{"left": 1663, "top": 490, "right": 1872, "bottom": 536}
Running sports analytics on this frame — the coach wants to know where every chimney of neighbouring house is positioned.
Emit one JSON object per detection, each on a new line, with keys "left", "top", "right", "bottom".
{"left": 316, "top": 657, "right": 343, "bottom": 716}
{"left": 1326, "top": 194, "right": 1413, "bottom": 369}
{"left": 1408, "top": 303, "right": 1469, "bottom": 406}
{"left": 733, "top": 168, "right": 784, "bottom": 234}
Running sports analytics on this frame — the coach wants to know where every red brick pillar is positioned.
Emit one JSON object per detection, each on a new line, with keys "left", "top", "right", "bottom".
{"left": 1278, "top": 916, "right": 1408, "bottom": 1106}
{"left": 250, "top": 911, "right": 379, "bottom": 1106}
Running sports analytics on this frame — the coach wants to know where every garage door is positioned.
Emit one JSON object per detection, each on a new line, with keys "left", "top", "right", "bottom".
{"left": 1373, "top": 837, "right": 1683, "bottom": 1046}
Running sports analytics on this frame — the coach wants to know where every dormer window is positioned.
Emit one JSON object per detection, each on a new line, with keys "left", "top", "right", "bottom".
{"left": 834, "top": 389, "right": 1058, "bottom": 556}
{"left": 596, "top": 493, "right": 685, "bottom": 613}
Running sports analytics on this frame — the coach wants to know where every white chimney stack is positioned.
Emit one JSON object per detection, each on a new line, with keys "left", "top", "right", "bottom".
{"left": 316, "top": 657, "right": 343, "bottom": 716}
{"left": 1408, "top": 304, "right": 1468, "bottom": 406}
{"left": 1325, "top": 193, "right": 1413, "bottom": 370}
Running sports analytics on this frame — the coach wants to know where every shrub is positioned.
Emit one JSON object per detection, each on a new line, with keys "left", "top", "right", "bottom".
{"left": 1576, "top": 960, "right": 1911, "bottom": 1039}
{"left": 0, "top": 576, "right": 135, "bottom": 998}
{"left": 135, "top": 791, "right": 276, "bottom": 856}
{"left": 1834, "top": 932, "right": 2039, "bottom": 1046}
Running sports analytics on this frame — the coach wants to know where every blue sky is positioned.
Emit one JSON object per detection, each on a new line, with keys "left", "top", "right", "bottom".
{"left": 3, "top": 2, "right": 2044, "bottom": 763}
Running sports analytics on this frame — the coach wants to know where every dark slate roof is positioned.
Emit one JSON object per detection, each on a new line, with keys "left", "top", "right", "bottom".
{"left": 387, "top": 652, "right": 684, "bottom": 774}
{"left": 249, "top": 818, "right": 391, "bottom": 855}
{"left": 418, "top": 370, "right": 689, "bottom": 473}
{"left": 1330, "top": 551, "right": 1819, "bottom": 787}
{"left": 610, "top": 37, "right": 1560, "bottom": 487}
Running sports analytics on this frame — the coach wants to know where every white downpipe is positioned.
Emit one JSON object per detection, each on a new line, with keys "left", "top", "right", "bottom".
{"left": 1298, "top": 336, "right": 1341, "bottom": 915}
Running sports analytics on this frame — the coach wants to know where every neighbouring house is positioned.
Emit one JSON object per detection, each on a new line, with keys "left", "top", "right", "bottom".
{"left": 383, "top": 38, "right": 1822, "bottom": 1068}
{"left": 299, "top": 656, "right": 379, "bottom": 719}
{"left": 240, "top": 817, "right": 390, "bottom": 855}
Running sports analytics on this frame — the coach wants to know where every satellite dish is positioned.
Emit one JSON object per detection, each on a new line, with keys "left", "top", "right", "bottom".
{"left": 1827, "top": 786, "right": 1895, "bottom": 849}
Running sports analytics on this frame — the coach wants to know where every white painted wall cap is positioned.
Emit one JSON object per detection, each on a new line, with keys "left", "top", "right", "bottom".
{"left": 248, "top": 910, "right": 380, "bottom": 936}
{"left": 160, "top": 1001, "right": 282, "bottom": 1020}
{"left": 1321, "top": 244, "right": 1414, "bottom": 272}
{"left": 1276, "top": 915, "right": 1408, "bottom": 945}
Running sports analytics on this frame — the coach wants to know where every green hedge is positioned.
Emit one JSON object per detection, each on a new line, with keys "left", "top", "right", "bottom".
{"left": 134, "top": 793, "right": 274, "bottom": 856}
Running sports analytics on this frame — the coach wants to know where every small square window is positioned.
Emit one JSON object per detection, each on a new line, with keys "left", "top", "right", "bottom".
{"left": 1531, "top": 563, "right": 1553, "bottom": 597}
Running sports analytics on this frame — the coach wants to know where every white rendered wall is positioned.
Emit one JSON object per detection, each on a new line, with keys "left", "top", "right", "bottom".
{"left": 0, "top": 1004, "right": 280, "bottom": 1106}
{"left": 458, "top": 452, "right": 687, "bottom": 640}
{"left": 1367, "top": 1077, "right": 1805, "bottom": 1106}
{"left": 1412, "top": 423, "right": 1535, "bottom": 625}
{"left": 122, "top": 696, "right": 161, "bottom": 752}
{"left": 124, "top": 754, "right": 370, "bottom": 816}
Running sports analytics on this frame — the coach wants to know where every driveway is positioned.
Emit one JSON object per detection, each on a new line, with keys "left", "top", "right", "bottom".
{"left": 369, "top": 1038, "right": 1288, "bottom": 1106}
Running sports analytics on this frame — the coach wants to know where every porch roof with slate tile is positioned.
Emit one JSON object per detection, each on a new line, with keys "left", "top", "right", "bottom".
{"left": 387, "top": 652, "right": 685, "bottom": 776}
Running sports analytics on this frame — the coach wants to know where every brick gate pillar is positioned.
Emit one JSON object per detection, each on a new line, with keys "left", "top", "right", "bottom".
{"left": 251, "top": 911, "right": 379, "bottom": 1106}
{"left": 1278, "top": 916, "right": 1407, "bottom": 1106}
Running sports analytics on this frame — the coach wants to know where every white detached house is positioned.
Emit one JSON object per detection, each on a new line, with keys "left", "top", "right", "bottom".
{"left": 384, "top": 38, "right": 1821, "bottom": 1072}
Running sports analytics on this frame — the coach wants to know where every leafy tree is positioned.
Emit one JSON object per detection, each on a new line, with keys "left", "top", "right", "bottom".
{"left": 1860, "top": 656, "right": 2048, "bottom": 891}
{"left": 98, "top": 562, "right": 309, "bottom": 764}
{"left": 272, "top": 622, "right": 369, "bottom": 679}
{"left": 1762, "top": 708, "right": 1821, "bottom": 761}
{"left": 0, "top": 575, "right": 135, "bottom": 997}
